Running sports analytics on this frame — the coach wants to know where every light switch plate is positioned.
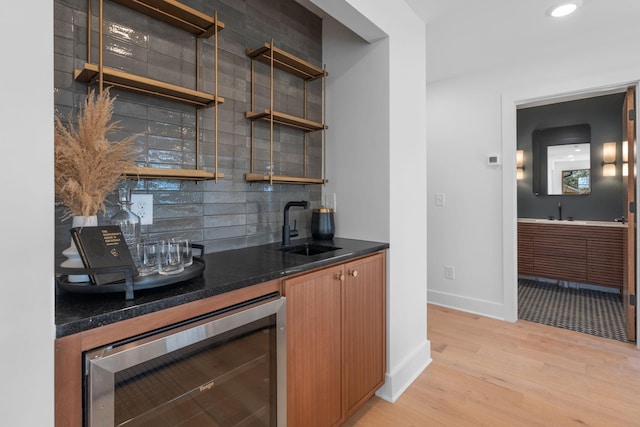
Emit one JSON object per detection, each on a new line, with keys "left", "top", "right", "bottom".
{"left": 130, "top": 194, "right": 153, "bottom": 225}
{"left": 445, "top": 266, "right": 455, "bottom": 280}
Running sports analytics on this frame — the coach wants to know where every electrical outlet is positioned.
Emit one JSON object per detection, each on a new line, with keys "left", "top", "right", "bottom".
{"left": 130, "top": 194, "right": 153, "bottom": 225}
{"left": 445, "top": 265, "right": 455, "bottom": 280}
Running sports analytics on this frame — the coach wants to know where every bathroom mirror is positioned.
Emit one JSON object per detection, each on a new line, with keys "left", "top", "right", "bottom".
{"left": 546, "top": 144, "right": 591, "bottom": 195}
{"left": 532, "top": 124, "right": 591, "bottom": 196}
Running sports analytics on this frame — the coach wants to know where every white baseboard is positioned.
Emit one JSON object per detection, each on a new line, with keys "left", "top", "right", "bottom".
{"left": 427, "top": 289, "right": 506, "bottom": 320}
{"left": 375, "top": 339, "right": 431, "bottom": 403}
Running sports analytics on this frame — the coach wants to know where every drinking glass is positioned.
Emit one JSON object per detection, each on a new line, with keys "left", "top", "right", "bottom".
{"left": 137, "top": 241, "right": 158, "bottom": 276}
{"left": 158, "top": 239, "right": 184, "bottom": 275}
{"left": 179, "top": 239, "right": 193, "bottom": 267}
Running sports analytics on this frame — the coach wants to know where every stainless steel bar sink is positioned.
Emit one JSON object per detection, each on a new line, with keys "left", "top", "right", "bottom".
{"left": 277, "top": 243, "right": 342, "bottom": 256}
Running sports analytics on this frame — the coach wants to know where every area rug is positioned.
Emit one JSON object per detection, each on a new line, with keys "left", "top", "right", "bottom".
{"left": 518, "top": 278, "right": 628, "bottom": 342}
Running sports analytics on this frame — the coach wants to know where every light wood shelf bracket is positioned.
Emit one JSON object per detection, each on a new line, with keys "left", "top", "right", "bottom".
{"left": 245, "top": 173, "right": 326, "bottom": 185}
{"left": 246, "top": 43, "right": 327, "bottom": 81}
{"left": 110, "top": 0, "right": 224, "bottom": 37}
{"left": 245, "top": 110, "right": 325, "bottom": 132}
{"left": 74, "top": 63, "right": 224, "bottom": 107}
{"left": 124, "top": 166, "right": 224, "bottom": 181}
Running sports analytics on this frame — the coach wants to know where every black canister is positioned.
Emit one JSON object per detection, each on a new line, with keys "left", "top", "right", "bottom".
{"left": 311, "top": 208, "right": 335, "bottom": 240}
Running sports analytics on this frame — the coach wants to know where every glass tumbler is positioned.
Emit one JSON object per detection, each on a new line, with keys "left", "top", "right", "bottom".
{"left": 158, "top": 239, "right": 184, "bottom": 275}
{"left": 179, "top": 239, "right": 193, "bottom": 267}
{"left": 137, "top": 241, "right": 158, "bottom": 276}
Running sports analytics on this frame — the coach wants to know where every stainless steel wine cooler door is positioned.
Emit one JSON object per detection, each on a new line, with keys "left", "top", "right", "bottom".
{"left": 85, "top": 296, "right": 286, "bottom": 427}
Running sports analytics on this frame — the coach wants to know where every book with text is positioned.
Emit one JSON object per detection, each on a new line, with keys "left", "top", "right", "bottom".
{"left": 70, "top": 225, "right": 138, "bottom": 285}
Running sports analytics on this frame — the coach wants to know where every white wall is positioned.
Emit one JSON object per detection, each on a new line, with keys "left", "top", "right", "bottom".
{"left": 308, "top": 0, "right": 430, "bottom": 402}
{"left": 426, "top": 79, "right": 506, "bottom": 317}
{"left": 0, "top": 3, "right": 55, "bottom": 426}
{"left": 426, "top": 43, "right": 640, "bottom": 321}
{"left": 322, "top": 18, "right": 389, "bottom": 243}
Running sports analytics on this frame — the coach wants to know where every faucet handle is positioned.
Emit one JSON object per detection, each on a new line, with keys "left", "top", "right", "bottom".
{"left": 290, "top": 220, "right": 299, "bottom": 238}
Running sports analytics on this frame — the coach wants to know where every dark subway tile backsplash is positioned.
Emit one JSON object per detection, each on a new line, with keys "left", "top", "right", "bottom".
{"left": 54, "top": 0, "right": 324, "bottom": 263}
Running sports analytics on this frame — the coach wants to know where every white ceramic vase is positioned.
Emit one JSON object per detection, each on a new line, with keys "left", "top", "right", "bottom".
{"left": 61, "top": 215, "right": 98, "bottom": 282}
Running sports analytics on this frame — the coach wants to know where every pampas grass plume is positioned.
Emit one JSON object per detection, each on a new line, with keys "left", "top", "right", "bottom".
{"left": 54, "top": 89, "right": 136, "bottom": 219}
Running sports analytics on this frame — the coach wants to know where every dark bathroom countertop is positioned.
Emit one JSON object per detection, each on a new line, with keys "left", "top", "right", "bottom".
{"left": 55, "top": 237, "right": 389, "bottom": 338}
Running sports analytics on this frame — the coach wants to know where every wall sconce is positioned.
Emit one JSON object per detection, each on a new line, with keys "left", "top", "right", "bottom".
{"left": 622, "top": 140, "right": 628, "bottom": 177}
{"left": 602, "top": 142, "right": 616, "bottom": 177}
{"left": 516, "top": 149, "right": 525, "bottom": 180}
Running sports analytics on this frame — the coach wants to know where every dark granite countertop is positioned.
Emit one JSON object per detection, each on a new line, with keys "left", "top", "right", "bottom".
{"left": 55, "top": 237, "right": 388, "bottom": 338}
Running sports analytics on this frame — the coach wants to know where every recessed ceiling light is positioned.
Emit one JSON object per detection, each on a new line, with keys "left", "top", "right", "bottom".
{"left": 547, "top": 1, "right": 582, "bottom": 18}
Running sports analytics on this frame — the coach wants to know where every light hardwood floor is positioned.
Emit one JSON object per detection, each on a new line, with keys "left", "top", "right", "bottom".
{"left": 343, "top": 304, "right": 640, "bottom": 426}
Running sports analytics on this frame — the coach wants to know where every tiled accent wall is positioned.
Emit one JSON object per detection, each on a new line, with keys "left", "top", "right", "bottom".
{"left": 54, "top": 0, "right": 324, "bottom": 262}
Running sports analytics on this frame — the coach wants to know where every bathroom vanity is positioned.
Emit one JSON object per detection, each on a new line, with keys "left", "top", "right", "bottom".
{"left": 518, "top": 218, "right": 626, "bottom": 290}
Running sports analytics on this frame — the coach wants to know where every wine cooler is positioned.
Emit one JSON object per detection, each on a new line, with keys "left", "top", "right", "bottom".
{"left": 84, "top": 295, "right": 286, "bottom": 426}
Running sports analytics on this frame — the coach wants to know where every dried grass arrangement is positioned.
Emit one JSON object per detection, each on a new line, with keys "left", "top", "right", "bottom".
{"left": 55, "top": 89, "right": 136, "bottom": 220}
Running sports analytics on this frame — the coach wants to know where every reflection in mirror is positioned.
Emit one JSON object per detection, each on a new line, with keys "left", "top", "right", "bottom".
{"left": 547, "top": 143, "right": 591, "bottom": 195}
{"left": 531, "top": 123, "right": 591, "bottom": 196}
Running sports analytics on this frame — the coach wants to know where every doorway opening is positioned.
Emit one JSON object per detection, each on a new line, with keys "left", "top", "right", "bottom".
{"left": 515, "top": 88, "right": 636, "bottom": 343}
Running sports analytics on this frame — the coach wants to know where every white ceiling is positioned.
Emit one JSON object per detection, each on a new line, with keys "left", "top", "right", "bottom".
{"left": 404, "top": 0, "right": 640, "bottom": 83}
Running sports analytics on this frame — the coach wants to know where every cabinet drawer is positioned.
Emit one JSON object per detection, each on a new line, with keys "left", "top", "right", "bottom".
{"left": 534, "top": 255, "right": 587, "bottom": 282}
{"left": 534, "top": 236, "right": 586, "bottom": 259}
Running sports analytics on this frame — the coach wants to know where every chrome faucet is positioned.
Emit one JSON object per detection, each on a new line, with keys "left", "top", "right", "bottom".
{"left": 282, "top": 200, "right": 310, "bottom": 246}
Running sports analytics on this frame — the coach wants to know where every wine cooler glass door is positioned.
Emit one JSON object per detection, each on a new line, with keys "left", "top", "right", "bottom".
{"left": 85, "top": 296, "right": 286, "bottom": 427}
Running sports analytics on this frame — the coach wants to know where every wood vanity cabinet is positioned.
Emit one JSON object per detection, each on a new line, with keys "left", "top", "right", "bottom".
{"left": 282, "top": 252, "right": 386, "bottom": 427}
{"left": 517, "top": 221, "right": 624, "bottom": 289}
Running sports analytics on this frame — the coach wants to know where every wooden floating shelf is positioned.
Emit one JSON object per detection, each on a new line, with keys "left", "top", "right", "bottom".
{"left": 246, "top": 44, "right": 327, "bottom": 80}
{"left": 110, "top": 0, "right": 224, "bottom": 37}
{"left": 245, "top": 110, "right": 326, "bottom": 132}
{"left": 74, "top": 63, "right": 224, "bottom": 107}
{"left": 245, "top": 173, "right": 326, "bottom": 185}
{"left": 124, "top": 166, "right": 224, "bottom": 181}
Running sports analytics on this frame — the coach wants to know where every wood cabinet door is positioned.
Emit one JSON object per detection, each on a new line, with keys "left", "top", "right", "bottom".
{"left": 342, "top": 253, "right": 386, "bottom": 418}
{"left": 283, "top": 265, "right": 343, "bottom": 427}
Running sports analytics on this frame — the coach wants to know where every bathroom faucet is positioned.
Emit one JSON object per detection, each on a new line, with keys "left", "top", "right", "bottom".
{"left": 282, "top": 200, "right": 310, "bottom": 246}
{"left": 558, "top": 202, "right": 562, "bottom": 221}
